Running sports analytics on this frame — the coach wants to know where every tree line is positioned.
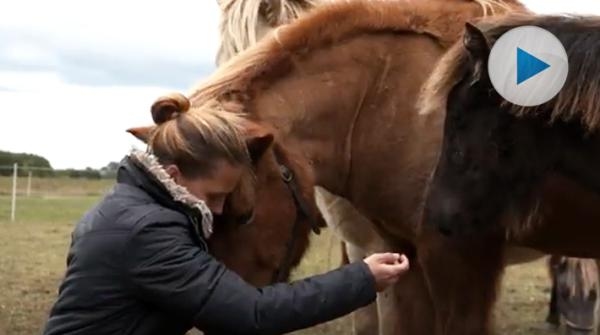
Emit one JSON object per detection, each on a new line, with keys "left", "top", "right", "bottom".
{"left": 0, "top": 150, "right": 119, "bottom": 179}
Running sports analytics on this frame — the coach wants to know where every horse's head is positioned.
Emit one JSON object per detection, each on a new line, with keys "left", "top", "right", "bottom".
{"left": 551, "top": 256, "right": 600, "bottom": 335}
{"left": 422, "top": 21, "right": 551, "bottom": 236}
{"left": 208, "top": 120, "right": 327, "bottom": 285}
{"left": 422, "top": 15, "right": 600, "bottom": 236}
{"left": 127, "top": 103, "right": 325, "bottom": 286}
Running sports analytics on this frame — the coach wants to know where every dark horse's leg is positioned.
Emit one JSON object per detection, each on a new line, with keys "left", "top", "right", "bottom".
{"left": 418, "top": 229, "right": 505, "bottom": 335}
{"left": 546, "top": 255, "right": 560, "bottom": 326}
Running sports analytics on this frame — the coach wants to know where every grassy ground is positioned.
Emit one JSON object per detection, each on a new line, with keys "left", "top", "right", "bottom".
{"left": 0, "top": 176, "right": 113, "bottom": 197}
{"left": 0, "top": 178, "right": 561, "bottom": 335}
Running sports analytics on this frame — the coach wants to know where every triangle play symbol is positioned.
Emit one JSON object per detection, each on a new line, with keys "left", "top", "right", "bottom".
{"left": 517, "top": 47, "right": 550, "bottom": 85}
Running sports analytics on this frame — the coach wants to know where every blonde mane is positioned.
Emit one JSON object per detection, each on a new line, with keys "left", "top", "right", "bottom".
{"left": 562, "top": 257, "right": 600, "bottom": 299}
{"left": 419, "top": 13, "right": 600, "bottom": 132}
{"left": 194, "top": 0, "right": 524, "bottom": 108}
{"left": 216, "top": 0, "right": 320, "bottom": 65}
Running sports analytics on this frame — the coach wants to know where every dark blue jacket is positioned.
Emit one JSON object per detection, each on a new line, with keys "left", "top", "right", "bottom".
{"left": 42, "top": 156, "right": 377, "bottom": 335}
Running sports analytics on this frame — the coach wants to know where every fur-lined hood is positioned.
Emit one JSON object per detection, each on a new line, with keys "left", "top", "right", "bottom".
{"left": 127, "top": 148, "right": 214, "bottom": 239}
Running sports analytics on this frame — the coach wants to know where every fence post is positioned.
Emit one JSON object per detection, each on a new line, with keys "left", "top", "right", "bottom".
{"left": 11, "top": 163, "right": 18, "bottom": 222}
{"left": 27, "top": 171, "right": 32, "bottom": 197}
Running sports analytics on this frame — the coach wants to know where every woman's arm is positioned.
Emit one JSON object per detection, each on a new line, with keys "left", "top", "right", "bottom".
{"left": 124, "top": 219, "right": 377, "bottom": 335}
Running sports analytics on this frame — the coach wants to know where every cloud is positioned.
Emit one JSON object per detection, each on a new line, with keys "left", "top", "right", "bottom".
{"left": 0, "top": 33, "right": 215, "bottom": 90}
{"left": 0, "top": 76, "right": 170, "bottom": 169}
{"left": 0, "top": 0, "right": 219, "bottom": 90}
{"left": 0, "top": 0, "right": 222, "bottom": 169}
{"left": 522, "top": 0, "right": 600, "bottom": 14}
{"left": 0, "top": 86, "right": 16, "bottom": 92}
{"left": 2, "top": 0, "right": 600, "bottom": 170}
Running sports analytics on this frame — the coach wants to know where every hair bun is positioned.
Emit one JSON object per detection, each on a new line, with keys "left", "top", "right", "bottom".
{"left": 151, "top": 92, "right": 191, "bottom": 125}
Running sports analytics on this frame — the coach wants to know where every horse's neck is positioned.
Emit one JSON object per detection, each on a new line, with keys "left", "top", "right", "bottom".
{"left": 247, "top": 0, "right": 524, "bottom": 195}
{"left": 249, "top": 32, "right": 448, "bottom": 197}
{"left": 250, "top": 55, "right": 369, "bottom": 194}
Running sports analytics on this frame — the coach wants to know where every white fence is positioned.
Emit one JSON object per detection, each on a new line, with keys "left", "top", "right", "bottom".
{"left": 1, "top": 164, "right": 39, "bottom": 222}
{"left": 0, "top": 164, "right": 113, "bottom": 222}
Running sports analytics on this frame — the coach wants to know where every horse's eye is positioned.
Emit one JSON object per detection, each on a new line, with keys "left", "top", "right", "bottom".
{"left": 239, "top": 210, "right": 255, "bottom": 225}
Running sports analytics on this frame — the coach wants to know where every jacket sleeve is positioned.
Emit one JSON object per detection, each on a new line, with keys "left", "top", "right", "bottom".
{"left": 123, "top": 219, "right": 377, "bottom": 335}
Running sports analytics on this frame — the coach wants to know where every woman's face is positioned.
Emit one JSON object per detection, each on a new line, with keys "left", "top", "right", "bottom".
{"left": 167, "top": 159, "right": 244, "bottom": 214}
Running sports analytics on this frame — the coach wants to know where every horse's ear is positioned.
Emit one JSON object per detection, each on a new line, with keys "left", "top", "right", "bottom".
{"left": 244, "top": 121, "right": 274, "bottom": 164}
{"left": 463, "top": 22, "right": 490, "bottom": 60}
{"left": 126, "top": 126, "right": 155, "bottom": 144}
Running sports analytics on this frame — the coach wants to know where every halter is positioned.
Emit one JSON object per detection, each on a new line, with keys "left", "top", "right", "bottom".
{"left": 564, "top": 318, "right": 595, "bottom": 333}
{"left": 270, "top": 159, "right": 322, "bottom": 284}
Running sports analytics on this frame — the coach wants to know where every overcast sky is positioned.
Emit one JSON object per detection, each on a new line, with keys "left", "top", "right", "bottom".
{"left": 1, "top": 0, "right": 600, "bottom": 169}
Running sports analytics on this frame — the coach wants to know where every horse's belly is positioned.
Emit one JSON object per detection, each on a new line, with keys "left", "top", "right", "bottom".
{"left": 314, "top": 185, "right": 386, "bottom": 252}
{"left": 503, "top": 246, "right": 546, "bottom": 266}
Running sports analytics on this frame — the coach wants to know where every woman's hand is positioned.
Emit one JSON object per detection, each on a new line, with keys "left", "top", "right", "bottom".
{"left": 363, "top": 253, "right": 410, "bottom": 292}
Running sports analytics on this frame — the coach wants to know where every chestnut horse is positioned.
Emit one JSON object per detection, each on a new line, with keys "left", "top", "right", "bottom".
{"left": 419, "top": 13, "right": 600, "bottom": 334}
{"left": 216, "top": 1, "right": 386, "bottom": 333}
{"left": 182, "top": 1, "right": 532, "bottom": 334}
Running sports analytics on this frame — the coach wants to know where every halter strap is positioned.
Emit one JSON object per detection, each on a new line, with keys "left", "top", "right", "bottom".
{"left": 270, "top": 160, "right": 321, "bottom": 284}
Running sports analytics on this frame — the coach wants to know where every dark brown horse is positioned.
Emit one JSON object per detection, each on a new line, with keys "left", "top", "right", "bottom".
{"left": 420, "top": 13, "right": 600, "bottom": 335}
{"left": 547, "top": 255, "right": 600, "bottom": 335}
{"left": 422, "top": 14, "right": 600, "bottom": 240}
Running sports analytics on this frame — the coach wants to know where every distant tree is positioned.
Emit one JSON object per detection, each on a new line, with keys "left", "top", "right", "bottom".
{"left": 0, "top": 150, "right": 122, "bottom": 179}
{"left": 100, "top": 161, "right": 119, "bottom": 179}
{"left": 0, "top": 150, "right": 53, "bottom": 176}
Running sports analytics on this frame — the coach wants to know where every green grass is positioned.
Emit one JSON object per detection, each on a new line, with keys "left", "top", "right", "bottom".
{"left": 0, "top": 178, "right": 561, "bottom": 335}
{"left": 0, "top": 196, "right": 101, "bottom": 223}
{"left": 0, "top": 176, "right": 113, "bottom": 197}
{"left": 0, "top": 194, "right": 102, "bottom": 335}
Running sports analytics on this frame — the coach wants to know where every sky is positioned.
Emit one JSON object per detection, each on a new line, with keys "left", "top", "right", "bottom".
{"left": 1, "top": 0, "right": 600, "bottom": 169}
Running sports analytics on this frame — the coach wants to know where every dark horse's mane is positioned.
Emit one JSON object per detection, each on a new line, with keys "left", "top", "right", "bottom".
{"left": 419, "top": 13, "right": 600, "bottom": 132}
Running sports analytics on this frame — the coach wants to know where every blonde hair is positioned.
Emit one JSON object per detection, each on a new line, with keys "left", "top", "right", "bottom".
{"left": 148, "top": 92, "right": 250, "bottom": 177}
{"left": 216, "top": 0, "right": 319, "bottom": 65}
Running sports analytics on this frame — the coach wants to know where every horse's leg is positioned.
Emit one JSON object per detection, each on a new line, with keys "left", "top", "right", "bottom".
{"left": 346, "top": 242, "right": 437, "bottom": 335}
{"left": 343, "top": 243, "right": 437, "bottom": 335}
{"left": 313, "top": 187, "right": 435, "bottom": 334}
{"left": 546, "top": 255, "right": 560, "bottom": 326}
{"left": 546, "top": 278, "right": 559, "bottom": 326}
{"left": 382, "top": 252, "right": 436, "bottom": 335}
{"left": 344, "top": 242, "right": 380, "bottom": 335}
{"left": 341, "top": 241, "right": 350, "bottom": 265}
{"left": 314, "top": 188, "right": 381, "bottom": 334}
{"left": 418, "top": 230, "right": 505, "bottom": 335}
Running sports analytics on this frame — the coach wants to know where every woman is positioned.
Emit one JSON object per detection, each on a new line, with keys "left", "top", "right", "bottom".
{"left": 42, "top": 93, "right": 410, "bottom": 335}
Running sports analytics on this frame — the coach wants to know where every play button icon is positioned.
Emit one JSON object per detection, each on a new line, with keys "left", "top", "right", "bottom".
{"left": 488, "top": 25, "right": 568, "bottom": 107}
{"left": 516, "top": 47, "right": 550, "bottom": 84}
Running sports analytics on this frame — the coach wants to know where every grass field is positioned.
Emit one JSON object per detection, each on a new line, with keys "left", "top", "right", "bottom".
{"left": 0, "top": 176, "right": 561, "bottom": 335}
